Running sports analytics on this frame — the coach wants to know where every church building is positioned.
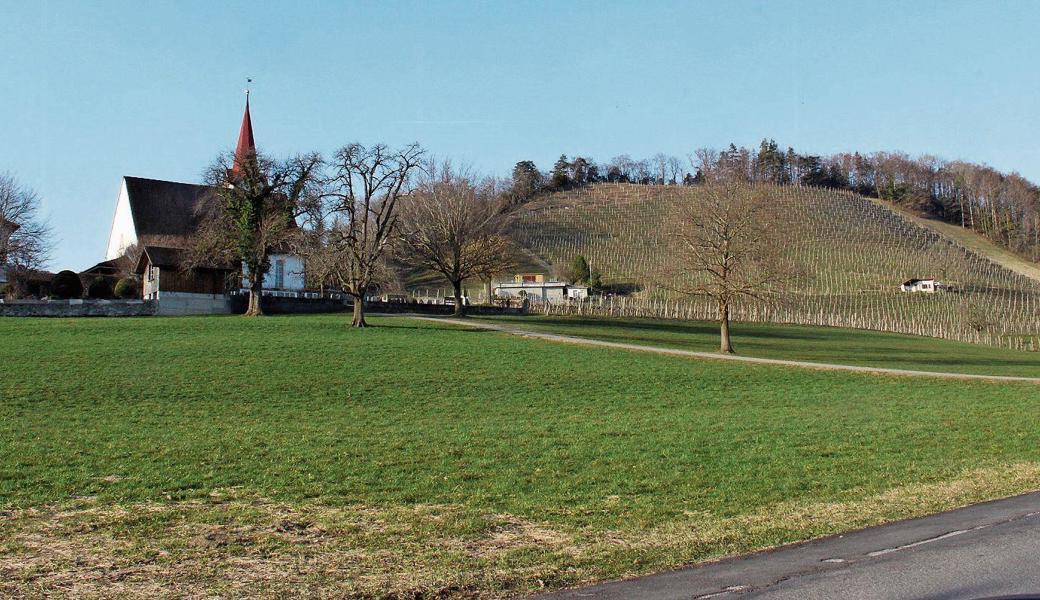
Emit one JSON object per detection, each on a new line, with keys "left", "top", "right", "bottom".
{"left": 104, "top": 97, "right": 305, "bottom": 304}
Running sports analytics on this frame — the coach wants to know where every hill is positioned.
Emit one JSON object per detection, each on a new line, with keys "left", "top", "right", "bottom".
{"left": 511, "top": 183, "right": 1040, "bottom": 349}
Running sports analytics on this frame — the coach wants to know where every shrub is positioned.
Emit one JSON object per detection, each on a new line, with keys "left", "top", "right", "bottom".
{"left": 588, "top": 269, "right": 603, "bottom": 290}
{"left": 51, "top": 270, "right": 84, "bottom": 299}
{"left": 0, "top": 283, "right": 9, "bottom": 298}
{"left": 114, "top": 277, "right": 139, "bottom": 299}
{"left": 87, "top": 277, "right": 114, "bottom": 299}
{"left": 566, "top": 255, "right": 591, "bottom": 284}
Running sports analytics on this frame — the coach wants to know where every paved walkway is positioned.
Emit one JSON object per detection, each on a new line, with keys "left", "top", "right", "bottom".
{"left": 415, "top": 317, "right": 1040, "bottom": 384}
{"left": 536, "top": 491, "right": 1040, "bottom": 599}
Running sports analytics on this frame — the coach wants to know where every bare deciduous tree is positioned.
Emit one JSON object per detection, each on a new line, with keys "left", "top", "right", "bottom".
{"left": 690, "top": 147, "right": 725, "bottom": 183}
{"left": 1, "top": 173, "right": 53, "bottom": 296}
{"left": 397, "top": 165, "right": 515, "bottom": 316}
{"left": 318, "top": 142, "right": 426, "bottom": 327}
{"left": 666, "top": 155, "right": 685, "bottom": 184}
{"left": 192, "top": 150, "right": 321, "bottom": 316}
{"left": 295, "top": 226, "right": 338, "bottom": 296}
{"left": 661, "top": 183, "right": 795, "bottom": 353}
{"left": 651, "top": 153, "right": 669, "bottom": 184}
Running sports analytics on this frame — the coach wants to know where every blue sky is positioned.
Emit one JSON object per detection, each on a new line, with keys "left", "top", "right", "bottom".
{"left": 3, "top": 0, "right": 1039, "bottom": 270}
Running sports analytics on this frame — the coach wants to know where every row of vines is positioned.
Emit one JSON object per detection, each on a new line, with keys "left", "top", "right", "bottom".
{"left": 512, "top": 184, "right": 1040, "bottom": 350}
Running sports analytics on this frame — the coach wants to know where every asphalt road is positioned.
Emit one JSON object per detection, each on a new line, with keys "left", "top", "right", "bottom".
{"left": 542, "top": 492, "right": 1040, "bottom": 600}
{"left": 750, "top": 511, "right": 1040, "bottom": 600}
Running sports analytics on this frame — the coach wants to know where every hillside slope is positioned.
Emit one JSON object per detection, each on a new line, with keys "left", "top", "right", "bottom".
{"left": 877, "top": 199, "right": 1040, "bottom": 284}
{"left": 511, "top": 183, "right": 1040, "bottom": 349}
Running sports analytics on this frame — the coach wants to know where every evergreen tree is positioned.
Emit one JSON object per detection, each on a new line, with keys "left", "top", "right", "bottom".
{"left": 756, "top": 138, "right": 788, "bottom": 184}
{"left": 587, "top": 162, "right": 601, "bottom": 183}
{"left": 551, "top": 155, "right": 571, "bottom": 189}
{"left": 798, "top": 155, "right": 829, "bottom": 187}
{"left": 786, "top": 147, "right": 801, "bottom": 183}
{"left": 571, "top": 156, "right": 590, "bottom": 186}
{"left": 566, "top": 254, "right": 591, "bottom": 283}
{"left": 510, "top": 160, "right": 542, "bottom": 203}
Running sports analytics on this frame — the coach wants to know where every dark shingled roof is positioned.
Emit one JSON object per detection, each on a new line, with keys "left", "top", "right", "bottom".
{"left": 124, "top": 176, "right": 297, "bottom": 272}
{"left": 81, "top": 258, "right": 122, "bottom": 276}
{"left": 140, "top": 246, "right": 189, "bottom": 269}
{"left": 123, "top": 176, "right": 215, "bottom": 250}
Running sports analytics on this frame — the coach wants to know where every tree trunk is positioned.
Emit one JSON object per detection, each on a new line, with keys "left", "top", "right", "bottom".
{"left": 719, "top": 300, "right": 734, "bottom": 354}
{"left": 352, "top": 295, "right": 367, "bottom": 328}
{"left": 245, "top": 277, "right": 264, "bottom": 317}
{"left": 452, "top": 279, "right": 465, "bottom": 317}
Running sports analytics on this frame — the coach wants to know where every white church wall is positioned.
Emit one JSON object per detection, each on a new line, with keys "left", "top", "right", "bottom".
{"left": 105, "top": 179, "right": 137, "bottom": 260}
{"left": 240, "top": 254, "right": 306, "bottom": 291}
{"left": 273, "top": 254, "right": 305, "bottom": 290}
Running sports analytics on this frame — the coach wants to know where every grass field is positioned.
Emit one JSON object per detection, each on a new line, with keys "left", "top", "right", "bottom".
{"left": 3, "top": 315, "right": 1040, "bottom": 598}
{"left": 471, "top": 315, "right": 1040, "bottom": 377}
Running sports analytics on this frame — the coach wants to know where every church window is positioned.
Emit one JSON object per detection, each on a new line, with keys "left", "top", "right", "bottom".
{"left": 274, "top": 259, "right": 285, "bottom": 289}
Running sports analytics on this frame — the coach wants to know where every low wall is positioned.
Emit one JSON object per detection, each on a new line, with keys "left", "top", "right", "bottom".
{"left": 156, "top": 292, "right": 233, "bottom": 316}
{"left": 229, "top": 295, "right": 351, "bottom": 315}
{"left": 365, "top": 302, "right": 527, "bottom": 316}
{"left": 224, "top": 296, "right": 527, "bottom": 316}
{"left": 0, "top": 296, "right": 528, "bottom": 318}
{"left": 0, "top": 299, "right": 157, "bottom": 317}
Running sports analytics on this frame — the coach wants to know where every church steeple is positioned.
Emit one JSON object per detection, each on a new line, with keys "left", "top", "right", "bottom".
{"left": 231, "top": 86, "right": 256, "bottom": 178}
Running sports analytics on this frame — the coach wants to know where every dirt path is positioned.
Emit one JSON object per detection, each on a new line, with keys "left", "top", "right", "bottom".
{"left": 415, "top": 317, "right": 1040, "bottom": 384}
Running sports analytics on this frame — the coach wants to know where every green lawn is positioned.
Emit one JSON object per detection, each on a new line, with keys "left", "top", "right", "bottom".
{"left": 2, "top": 315, "right": 1040, "bottom": 597}
{"left": 473, "top": 314, "right": 1040, "bottom": 377}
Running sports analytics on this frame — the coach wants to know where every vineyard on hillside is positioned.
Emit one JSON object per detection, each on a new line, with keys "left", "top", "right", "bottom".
{"left": 511, "top": 184, "right": 1040, "bottom": 350}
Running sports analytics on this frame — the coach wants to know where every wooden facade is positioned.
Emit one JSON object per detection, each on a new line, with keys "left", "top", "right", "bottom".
{"left": 141, "top": 254, "right": 231, "bottom": 299}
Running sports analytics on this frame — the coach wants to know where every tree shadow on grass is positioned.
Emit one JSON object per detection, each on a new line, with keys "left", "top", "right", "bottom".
{"left": 367, "top": 323, "right": 430, "bottom": 331}
{"left": 515, "top": 317, "right": 1040, "bottom": 372}
{"left": 535, "top": 316, "right": 842, "bottom": 342}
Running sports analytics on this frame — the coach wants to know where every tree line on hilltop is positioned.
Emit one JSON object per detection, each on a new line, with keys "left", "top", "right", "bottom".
{"left": 508, "top": 140, "right": 1040, "bottom": 261}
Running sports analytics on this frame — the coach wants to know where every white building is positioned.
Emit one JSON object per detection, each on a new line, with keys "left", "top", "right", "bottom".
{"left": 900, "top": 278, "right": 943, "bottom": 293}
{"left": 106, "top": 176, "right": 306, "bottom": 299}
{"left": 493, "top": 273, "right": 590, "bottom": 302}
{"left": 105, "top": 97, "right": 307, "bottom": 307}
{"left": 241, "top": 254, "right": 305, "bottom": 292}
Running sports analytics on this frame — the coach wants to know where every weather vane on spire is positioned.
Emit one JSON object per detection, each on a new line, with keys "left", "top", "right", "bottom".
{"left": 245, "top": 77, "right": 252, "bottom": 99}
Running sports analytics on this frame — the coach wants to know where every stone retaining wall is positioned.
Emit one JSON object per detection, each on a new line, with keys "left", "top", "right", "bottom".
{"left": 229, "top": 295, "right": 351, "bottom": 315}
{"left": 0, "top": 297, "right": 527, "bottom": 318}
{"left": 230, "top": 295, "right": 527, "bottom": 316}
{"left": 0, "top": 299, "right": 157, "bottom": 317}
{"left": 156, "top": 293, "right": 232, "bottom": 316}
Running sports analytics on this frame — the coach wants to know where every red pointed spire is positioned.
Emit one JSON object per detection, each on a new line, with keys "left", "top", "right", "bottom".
{"left": 231, "top": 93, "right": 256, "bottom": 177}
